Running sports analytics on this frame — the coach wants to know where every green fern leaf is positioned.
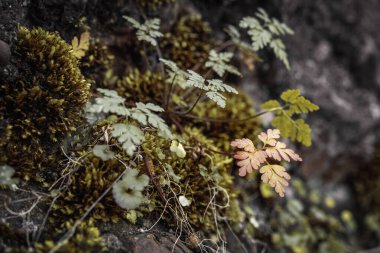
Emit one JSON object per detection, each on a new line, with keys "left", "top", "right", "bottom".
{"left": 87, "top": 88, "right": 130, "bottom": 116}
{"left": 281, "top": 89, "right": 319, "bottom": 114}
{"left": 239, "top": 8, "right": 293, "bottom": 69}
{"left": 205, "top": 50, "right": 241, "bottom": 77}
{"left": 207, "top": 79, "right": 238, "bottom": 94}
{"left": 123, "top": 16, "right": 163, "bottom": 46}
{"left": 206, "top": 91, "right": 227, "bottom": 108}
{"left": 294, "top": 119, "right": 312, "bottom": 146}
{"left": 260, "top": 99, "right": 282, "bottom": 112}
{"left": 260, "top": 89, "right": 318, "bottom": 146}
{"left": 111, "top": 123, "right": 145, "bottom": 156}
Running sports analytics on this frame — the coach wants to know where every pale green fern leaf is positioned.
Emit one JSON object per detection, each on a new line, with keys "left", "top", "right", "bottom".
{"left": 205, "top": 50, "right": 241, "bottom": 77}
{"left": 87, "top": 88, "right": 130, "bottom": 116}
{"left": 123, "top": 16, "right": 163, "bottom": 46}
{"left": 206, "top": 91, "right": 227, "bottom": 108}
{"left": 0, "top": 165, "right": 19, "bottom": 188}
{"left": 159, "top": 58, "right": 189, "bottom": 88}
{"left": 207, "top": 79, "right": 238, "bottom": 94}
{"left": 93, "top": 145, "right": 115, "bottom": 161}
{"left": 186, "top": 70, "right": 206, "bottom": 89}
{"left": 239, "top": 8, "right": 293, "bottom": 69}
{"left": 270, "top": 39, "right": 290, "bottom": 69}
{"left": 130, "top": 103, "right": 172, "bottom": 139}
{"left": 111, "top": 123, "right": 145, "bottom": 156}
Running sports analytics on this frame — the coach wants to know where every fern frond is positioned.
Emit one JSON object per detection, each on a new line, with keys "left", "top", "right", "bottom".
{"left": 281, "top": 89, "right": 319, "bottom": 114}
{"left": 111, "top": 123, "right": 145, "bottom": 156}
{"left": 205, "top": 50, "right": 241, "bottom": 77}
{"left": 260, "top": 164, "right": 291, "bottom": 197}
{"left": 0, "top": 165, "right": 19, "bottom": 187}
{"left": 130, "top": 103, "right": 172, "bottom": 139}
{"left": 186, "top": 70, "right": 206, "bottom": 89}
{"left": 87, "top": 88, "right": 130, "bottom": 116}
{"left": 260, "top": 89, "right": 318, "bottom": 146}
{"left": 87, "top": 89, "right": 173, "bottom": 155}
{"left": 71, "top": 32, "right": 90, "bottom": 59}
{"left": 207, "top": 79, "right": 238, "bottom": 94}
{"left": 123, "top": 16, "right": 163, "bottom": 46}
{"left": 231, "top": 129, "right": 301, "bottom": 197}
{"left": 93, "top": 145, "right": 115, "bottom": 161}
{"left": 159, "top": 58, "right": 189, "bottom": 88}
{"left": 239, "top": 8, "right": 293, "bottom": 69}
{"left": 205, "top": 91, "right": 227, "bottom": 108}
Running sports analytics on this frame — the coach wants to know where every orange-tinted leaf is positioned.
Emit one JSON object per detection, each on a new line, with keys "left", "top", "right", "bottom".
{"left": 231, "top": 138, "right": 255, "bottom": 152}
{"left": 232, "top": 149, "right": 267, "bottom": 176}
{"left": 258, "top": 129, "right": 280, "bottom": 146}
{"left": 260, "top": 165, "right": 290, "bottom": 197}
{"left": 265, "top": 141, "right": 302, "bottom": 162}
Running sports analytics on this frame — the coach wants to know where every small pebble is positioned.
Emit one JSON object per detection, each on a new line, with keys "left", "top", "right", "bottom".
{"left": 0, "top": 40, "right": 11, "bottom": 67}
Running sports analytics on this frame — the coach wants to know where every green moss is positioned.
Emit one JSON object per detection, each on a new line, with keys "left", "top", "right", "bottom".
{"left": 137, "top": 0, "right": 176, "bottom": 10}
{"left": 162, "top": 15, "right": 213, "bottom": 69}
{"left": 80, "top": 38, "right": 114, "bottom": 88}
{"left": 112, "top": 69, "right": 167, "bottom": 104}
{"left": 50, "top": 149, "right": 131, "bottom": 224}
{"left": 0, "top": 26, "right": 91, "bottom": 177}
{"left": 35, "top": 220, "right": 106, "bottom": 253}
{"left": 143, "top": 127, "right": 241, "bottom": 235}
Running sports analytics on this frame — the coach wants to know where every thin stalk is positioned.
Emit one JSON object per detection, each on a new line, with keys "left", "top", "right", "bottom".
{"left": 165, "top": 74, "right": 177, "bottom": 111}
{"left": 176, "top": 90, "right": 204, "bottom": 116}
{"left": 175, "top": 106, "right": 285, "bottom": 123}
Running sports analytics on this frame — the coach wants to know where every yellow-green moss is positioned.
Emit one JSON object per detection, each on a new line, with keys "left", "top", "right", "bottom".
{"left": 35, "top": 220, "right": 106, "bottom": 253}
{"left": 80, "top": 38, "right": 114, "bottom": 88}
{"left": 143, "top": 127, "right": 241, "bottom": 234}
{"left": 50, "top": 152, "right": 131, "bottom": 224}
{"left": 137, "top": 0, "right": 176, "bottom": 10}
{"left": 112, "top": 69, "right": 167, "bottom": 104}
{"left": 0, "top": 26, "right": 91, "bottom": 176}
{"left": 162, "top": 15, "right": 213, "bottom": 69}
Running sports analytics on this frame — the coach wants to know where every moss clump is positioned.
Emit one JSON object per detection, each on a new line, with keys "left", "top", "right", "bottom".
{"left": 137, "top": 0, "right": 176, "bottom": 10}
{"left": 35, "top": 220, "right": 106, "bottom": 253}
{"left": 162, "top": 15, "right": 213, "bottom": 69}
{"left": 111, "top": 69, "right": 167, "bottom": 104}
{"left": 80, "top": 38, "right": 114, "bottom": 88}
{"left": 143, "top": 127, "right": 241, "bottom": 234}
{"left": 191, "top": 92, "right": 261, "bottom": 151}
{"left": 0, "top": 27, "right": 91, "bottom": 176}
{"left": 50, "top": 152, "right": 131, "bottom": 224}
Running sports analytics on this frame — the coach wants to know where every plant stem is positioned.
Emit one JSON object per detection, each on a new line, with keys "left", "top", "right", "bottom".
{"left": 175, "top": 106, "right": 285, "bottom": 123}
{"left": 165, "top": 74, "right": 177, "bottom": 111}
{"left": 176, "top": 90, "right": 204, "bottom": 116}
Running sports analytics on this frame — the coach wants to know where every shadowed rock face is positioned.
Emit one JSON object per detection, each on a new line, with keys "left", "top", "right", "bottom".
{"left": 193, "top": 0, "right": 380, "bottom": 180}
